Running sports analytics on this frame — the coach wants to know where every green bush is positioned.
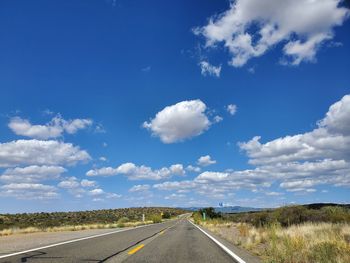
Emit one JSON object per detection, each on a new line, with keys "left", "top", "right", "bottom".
{"left": 150, "top": 214, "right": 162, "bottom": 223}
{"left": 308, "top": 241, "right": 346, "bottom": 263}
{"left": 0, "top": 207, "right": 187, "bottom": 230}
{"left": 222, "top": 205, "right": 350, "bottom": 228}
{"left": 162, "top": 211, "right": 171, "bottom": 219}
{"left": 198, "top": 207, "right": 221, "bottom": 219}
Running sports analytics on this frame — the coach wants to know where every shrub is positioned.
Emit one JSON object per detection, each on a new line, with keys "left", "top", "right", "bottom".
{"left": 150, "top": 214, "right": 162, "bottom": 223}
{"left": 117, "top": 217, "right": 129, "bottom": 224}
{"left": 162, "top": 211, "right": 171, "bottom": 219}
{"left": 193, "top": 212, "right": 202, "bottom": 224}
{"left": 198, "top": 207, "right": 221, "bottom": 219}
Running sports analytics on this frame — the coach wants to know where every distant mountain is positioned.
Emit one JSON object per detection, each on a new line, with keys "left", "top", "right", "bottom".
{"left": 303, "top": 203, "right": 350, "bottom": 210}
{"left": 215, "top": 206, "right": 263, "bottom": 213}
{"left": 181, "top": 206, "right": 263, "bottom": 213}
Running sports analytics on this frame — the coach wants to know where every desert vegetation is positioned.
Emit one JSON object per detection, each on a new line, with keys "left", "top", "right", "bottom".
{"left": 193, "top": 204, "right": 350, "bottom": 263}
{"left": 0, "top": 207, "right": 186, "bottom": 236}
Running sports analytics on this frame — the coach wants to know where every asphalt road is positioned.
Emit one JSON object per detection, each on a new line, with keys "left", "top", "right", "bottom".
{"left": 0, "top": 217, "right": 238, "bottom": 263}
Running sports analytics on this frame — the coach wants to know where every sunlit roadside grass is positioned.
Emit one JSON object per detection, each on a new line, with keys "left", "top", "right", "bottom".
{"left": 200, "top": 220, "right": 350, "bottom": 263}
{"left": 0, "top": 220, "right": 154, "bottom": 237}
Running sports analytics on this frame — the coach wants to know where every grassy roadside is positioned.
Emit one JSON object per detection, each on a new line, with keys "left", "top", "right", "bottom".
{"left": 0, "top": 207, "right": 184, "bottom": 237}
{"left": 0, "top": 220, "right": 153, "bottom": 236}
{"left": 193, "top": 206, "right": 350, "bottom": 263}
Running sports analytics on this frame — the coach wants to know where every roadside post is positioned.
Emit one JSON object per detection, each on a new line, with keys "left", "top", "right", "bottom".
{"left": 202, "top": 212, "right": 206, "bottom": 221}
{"left": 142, "top": 214, "right": 145, "bottom": 222}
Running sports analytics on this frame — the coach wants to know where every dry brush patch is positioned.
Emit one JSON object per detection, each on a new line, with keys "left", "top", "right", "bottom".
{"left": 0, "top": 207, "right": 186, "bottom": 237}
{"left": 0, "top": 220, "right": 155, "bottom": 237}
{"left": 199, "top": 220, "right": 350, "bottom": 263}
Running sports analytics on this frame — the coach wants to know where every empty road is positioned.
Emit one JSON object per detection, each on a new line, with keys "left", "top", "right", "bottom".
{"left": 0, "top": 217, "right": 249, "bottom": 263}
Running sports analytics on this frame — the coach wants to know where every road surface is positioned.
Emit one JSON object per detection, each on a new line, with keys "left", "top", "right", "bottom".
{"left": 0, "top": 217, "right": 251, "bottom": 263}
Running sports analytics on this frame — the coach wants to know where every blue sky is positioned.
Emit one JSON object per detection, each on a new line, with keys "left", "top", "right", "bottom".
{"left": 0, "top": 0, "right": 350, "bottom": 213}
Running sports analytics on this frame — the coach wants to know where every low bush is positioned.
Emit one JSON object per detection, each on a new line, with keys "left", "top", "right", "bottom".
{"left": 0, "top": 207, "right": 187, "bottom": 231}
{"left": 162, "top": 211, "right": 171, "bottom": 219}
{"left": 150, "top": 214, "right": 162, "bottom": 223}
{"left": 223, "top": 205, "right": 350, "bottom": 227}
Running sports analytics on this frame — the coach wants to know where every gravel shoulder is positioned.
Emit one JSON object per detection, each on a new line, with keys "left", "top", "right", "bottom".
{"left": 0, "top": 227, "right": 124, "bottom": 256}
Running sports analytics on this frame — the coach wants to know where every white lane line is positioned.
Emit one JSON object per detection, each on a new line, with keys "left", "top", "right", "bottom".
{"left": 0, "top": 221, "right": 170, "bottom": 259}
{"left": 188, "top": 220, "right": 246, "bottom": 263}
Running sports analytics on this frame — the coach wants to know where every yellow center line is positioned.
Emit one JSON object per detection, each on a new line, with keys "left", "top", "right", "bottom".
{"left": 128, "top": 244, "right": 145, "bottom": 255}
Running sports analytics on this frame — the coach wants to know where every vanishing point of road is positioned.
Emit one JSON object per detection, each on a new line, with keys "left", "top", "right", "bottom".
{"left": 0, "top": 215, "right": 256, "bottom": 263}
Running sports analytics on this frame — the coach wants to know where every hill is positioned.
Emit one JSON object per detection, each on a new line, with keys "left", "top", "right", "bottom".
{"left": 0, "top": 207, "right": 187, "bottom": 231}
{"left": 182, "top": 206, "right": 262, "bottom": 213}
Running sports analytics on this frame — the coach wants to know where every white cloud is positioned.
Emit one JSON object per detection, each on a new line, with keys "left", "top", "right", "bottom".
{"left": 186, "top": 165, "right": 201, "bottom": 173}
{"left": 86, "top": 166, "right": 118, "bottom": 177}
{"left": 86, "top": 162, "right": 185, "bottom": 180}
{"left": 143, "top": 100, "right": 211, "bottom": 143}
{"left": 129, "top": 184, "right": 150, "bottom": 192}
{"left": 106, "top": 193, "right": 122, "bottom": 199}
{"left": 194, "top": 0, "right": 349, "bottom": 66}
{"left": 99, "top": 156, "right": 107, "bottom": 162}
{"left": 89, "top": 188, "right": 104, "bottom": 196}
{"left": 57, "top": 177, "right": 118, "bottom": 199}
{"left": 80, "top": 179, "right": 97, "bottom": 188}
{"left": 153, "top": 95, "right": 350, "bottom": 197}
{"left": 199, "top": 61, "right": 221, "bottom": 77}
{"left": 87, "top": 188, "right": 120, "bottom": 200}
{"left": 0, "top": 165, "right": 66, "bottom": 183}
{"left": 165, "top": 193, "right": 186, "bottom": 200}
{"left": 58, "top": 177, "right": 80, "bottom": 189}
{"left": 153, "top": 180, "right": 196, "bottom": 191}
{"left": 226, "top": 104, "right": 237, "bottom": 115}
{"left": 197, "top": 155, "right": 216, "bottom": 166}
{"left": 213, "top": 115, "right": 223, "bottom": 123}
{"left": 0, "top": 140, "right": 91, "bottom": 168}
{"left": 169, "top": 164, "right": 185, "bottom": 176}
{"left": 0, "top": 183, "right": 58, "bottom": 200}
{"left": 239, "top": 95, "right": 350, "bottom": 166}
{"left": 265, "top": 191, "right": 284, "bottom": 196}
{"left": 8, "top": 115, "right": 93, "bottom": 139}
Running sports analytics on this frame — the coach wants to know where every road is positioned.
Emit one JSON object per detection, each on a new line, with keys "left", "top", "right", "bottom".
{"left": 0, "top": 217, "right": 245, "bottom": 263}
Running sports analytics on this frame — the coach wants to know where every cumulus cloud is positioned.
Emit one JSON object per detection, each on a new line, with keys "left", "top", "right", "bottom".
{"left": 58, "top": 177, "right": 80, "bottom": 189}
{"left": 8, "top": 115, "right": 93, "bottom": 139}
{"left": 86, "top": 167, "right": 118, "bottom": 177}
{"left": 129, "top": 184, "right": 150, "bottom": 192}
{"left": 165, "top": 193, "right": 186, "bottom": 200}
{"left": 0, "top": 165, "right": 66, "bottom": 183}
{"left": 199, "top": 61, "right": 221, "bottom": 77}
{"left": 197, "top": 155, "right": 217, "bottom": 166}
{"left": 0, "top": 183, "right": 58, "bottom": 200}
{"left": 57, "top": 177, "right": 118, "bottom": 199}
{"left": 194, "top": 0, "right": 349, "bottom": 67}
{"left": 143, "top": 100, "right": 211, "bottom": 143}
{"left": 239, "top": 95, "right": 350, "bottom": 166}
{"left": 80, "top": 179, "right": 97, "bottom": 188}
{"left": 86, "top": 163, "right": 185, "bottom": 180}
{"left": 226, "top": 104, "right": 237, "bottom": 115}
{"left": 106, "top": 193, "right": 122, "bottom": 199}
{"left": 89, "top": 188, "right": 104, "bottom": 196}
{"left": 153, "top": 94, "right": 350, "bottom": 196}
{"left": 186, "top": 165, "right": 201, "bottom": 173}
{"left": 0, "top": 140, "right": 91, "bottom": 168}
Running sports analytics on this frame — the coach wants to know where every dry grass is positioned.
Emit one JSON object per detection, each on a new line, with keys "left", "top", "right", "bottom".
{"left": 0, "top": 220, "right": 153, "bottom": 237}
{"left": 200, "top": 220, "right": 350, "bottom": 263}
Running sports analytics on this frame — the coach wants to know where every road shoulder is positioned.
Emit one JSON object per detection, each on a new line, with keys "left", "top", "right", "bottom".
{"left": 190, "top": 220, "right": 261, "bottom": 263}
